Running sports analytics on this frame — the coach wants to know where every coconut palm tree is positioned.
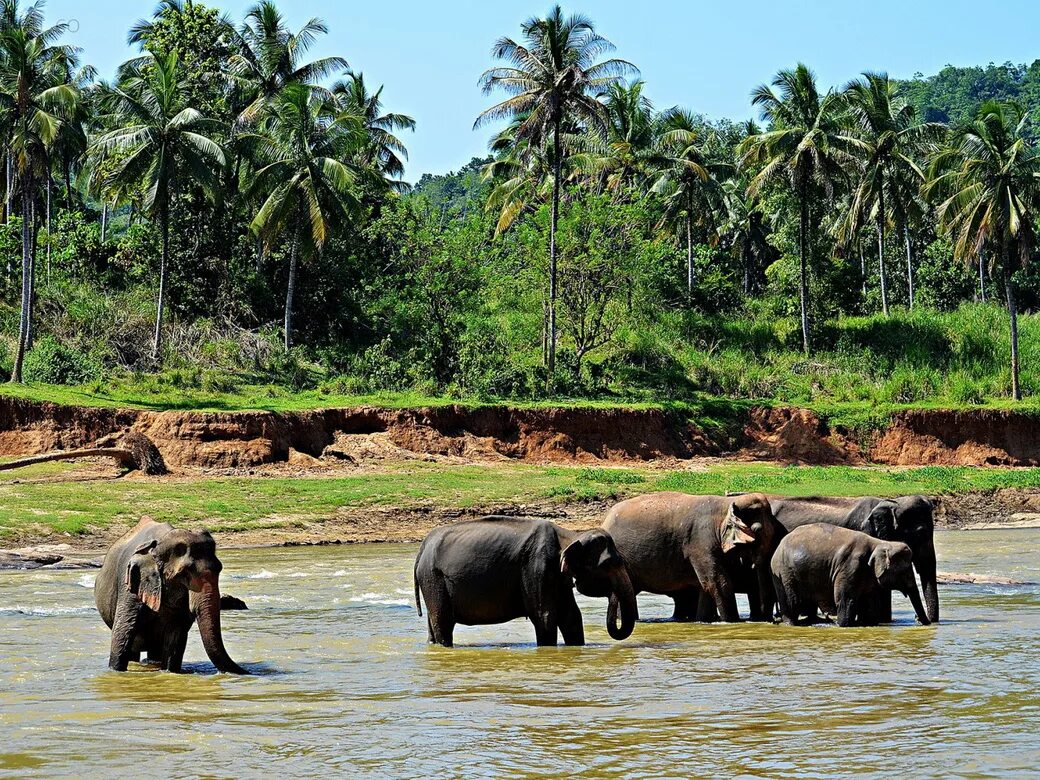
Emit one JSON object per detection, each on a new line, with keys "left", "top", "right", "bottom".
{"left": 0, "top": 0, "right": 80, "bottom": 382}
{"left": 229, "top": 1, "right": 346, "bottom": 127}
{"left": 839, "top": 72, "right": 946, "bottom": 315}
{"left": 475, "top": 5, "right": 635, "bottom": 384}
{"left": 651, "top": 108, "right": 731, "bottom": 296}
{"left": 581, "top": 79, "right": 657, "bottom": 195}
{"left": 739, "top": 64, "right": 859, "bottom": 353}
{"left": 91, "top": 52, "right": 225, "bottom": 360}
{"left": 925, "top": 100, "right": 1040, "bottom": 400}
{"left": 245, "top": 83, "right": 367, "bottom": 350}
{"left": 331, "top": 70, "right": 415, "bottom": 188}
{"left": 717, "top": 177, "right": 772, "bottom": 295}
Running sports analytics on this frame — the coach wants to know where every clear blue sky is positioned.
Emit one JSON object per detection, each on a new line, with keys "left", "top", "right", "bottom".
{"left": 45, "top": 0, "right": 1040, "bottom": 179}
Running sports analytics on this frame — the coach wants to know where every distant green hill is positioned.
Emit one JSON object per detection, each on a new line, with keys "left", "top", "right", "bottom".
{"left": 897, "top": 60, "right": 1040, "bottom": 125}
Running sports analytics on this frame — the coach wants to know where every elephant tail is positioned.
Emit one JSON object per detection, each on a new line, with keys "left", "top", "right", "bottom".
{"left": 414, "top": 566, "right": 423, "bottom": 617}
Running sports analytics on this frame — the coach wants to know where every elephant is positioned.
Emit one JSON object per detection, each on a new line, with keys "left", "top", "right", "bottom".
{"left": 94, "top": 518, "right": 249, "bottom": 673}
{"left": 413, "top": 516, "right": 638, "bottom": 647}
{"left": 765, "top": 495, "right": 939, "bottom": 624}
{"left": 601, "top": 492, "right": 785, "bottom": 623}
{"left": 770, "top": 523, "right": 932, "bottom": 627}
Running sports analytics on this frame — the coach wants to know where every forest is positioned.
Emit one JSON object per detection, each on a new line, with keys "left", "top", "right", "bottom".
{"left": 3, "top": 0, "right": 1040, "bottom": 413}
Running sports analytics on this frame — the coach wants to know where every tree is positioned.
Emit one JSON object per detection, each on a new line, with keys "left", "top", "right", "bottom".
{"left": 475, "top": 5, "right": 634, "bottom": 386}
{"left": 740, "top": 64, "right": 858, "bottom": 353}
{"left": 332, "top": 70, "right": 415, "bottom": 188}
{"left": 651, "top": 109, "right": 730, "bottom": 296}
{"left": 245, "top": 83, "right": 366, "bottom": 350}
{"left": 0, "top": 0, "right": 80, "bottom": 382}
{"left": 925, "top": 100, "right": 1040, "bottom": 400}
{"left": 840, "top": 72, "right": 945, "bottom": 315}
{"left": 583, "top": 79, "right": 657, "bottom": 195}
{"left": 91, "top": 52, "right": 225, "bottom": 359}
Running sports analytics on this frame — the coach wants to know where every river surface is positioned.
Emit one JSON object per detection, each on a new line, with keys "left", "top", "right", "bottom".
{"left": 0, "top": 529, "right": 1037, "bottom": 779}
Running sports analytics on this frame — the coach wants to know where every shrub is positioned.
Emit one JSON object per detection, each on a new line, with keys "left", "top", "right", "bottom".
{"left": 22, "top": 337, "right": 101, "bottom": 385}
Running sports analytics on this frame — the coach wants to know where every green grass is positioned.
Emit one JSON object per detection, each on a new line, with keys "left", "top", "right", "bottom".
{"left": 3, "top": 461, "right": 1039, "bottom": 541}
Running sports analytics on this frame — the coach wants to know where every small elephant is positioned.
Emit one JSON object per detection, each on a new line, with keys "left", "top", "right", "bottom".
{"left": 768, "top": 494, "right": 939, "bottom": 623}
{"left": 602, "top": 492, "right": 785, "bottom": 623}
{"left": 94, "top": 518, "right": 249, "bottom": 673}
{"left": 770, "top": 523, "right": 932, "bottom": 627}
{"left": 413, "top": 516, "right": 638, "bottom": 647}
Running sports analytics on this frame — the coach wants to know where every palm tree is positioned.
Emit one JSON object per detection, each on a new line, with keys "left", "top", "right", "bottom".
{"left": 245, "top": 83, "right": 366, "bottom": 351}
{"left": 651, "top": 109, "right": 730, "bottom": 296}
{"left": 0, "top": 0, "right": 80, "bottom": 382}
{"left": 91, "top": 52, "right": 225, "bottom": 360}
{"left": 840, "top": 72, "right": 945, "bottom": 315}
{"left": 925, "top": 101, "right": 1040, "bottom": 400}
{"left": 582, "top": 79, "right": 657, "bottom": 195}
{"left": 475, "top": 5, "right": 635, "bottom": 384}
{"left": 331, "top": 70, "right": 415, "bottom": 188}
{"left": 739, "top": 64, "right": 858, "bottom": 353}
{"left": 229, "top": 1, "right": 346, "bottom": 127}
{"left": 718, "top": 178, "right": 772, "bottom": 295}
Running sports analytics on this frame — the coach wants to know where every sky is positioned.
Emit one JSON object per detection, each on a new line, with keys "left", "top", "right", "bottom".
{"left": 43, "top": 0, "right": 1040, "bottom": 180}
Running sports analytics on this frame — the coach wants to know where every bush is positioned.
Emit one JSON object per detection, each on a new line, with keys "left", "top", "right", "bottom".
{"left": 455, "top": 322, "right": 524, "bottom": 398}
{"left": 22, "top": 337, "right": 101, "bottom": 385}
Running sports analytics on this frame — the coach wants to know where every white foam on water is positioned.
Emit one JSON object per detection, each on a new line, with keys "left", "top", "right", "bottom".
{"left": 76, "top": 574, "right": 96, "bottom": 589}
{"left": 348, "top": 593, "right": 411, "bottom": 607}
{"left": 332, "top": 570, "right": 348, "bottom": 577}
{"left": 1, "top": 605, "right": 95, "bottom": 617}
{"left": 245, "top": 570, "right": 278, "bottom": 579}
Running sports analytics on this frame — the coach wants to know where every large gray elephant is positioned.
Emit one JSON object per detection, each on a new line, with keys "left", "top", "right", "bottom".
{"left": 413, "top": 516, "right": 637, "bottom": 647}
{"left": 766, "top": 495, "right": 939, "bottom": 623}
{"left": 601, "top": 492, "right": 785, "bottom": 623}
{"left": 771, "top": 523, "right": 932, "bottom": 627}
{"left": 94, "top": 518, "right": 249, "bottom": 673}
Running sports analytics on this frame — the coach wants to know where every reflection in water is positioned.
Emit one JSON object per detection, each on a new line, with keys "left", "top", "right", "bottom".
{"left": 0, "top": 531, "right": 1037, "bottom": 777}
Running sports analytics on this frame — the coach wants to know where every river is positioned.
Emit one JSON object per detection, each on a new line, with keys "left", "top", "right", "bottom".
{"left": 0, "top": 529, "right": 1038, "bottom": 778}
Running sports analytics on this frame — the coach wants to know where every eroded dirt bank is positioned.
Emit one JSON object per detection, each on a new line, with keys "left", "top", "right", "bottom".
{"left": 3, "top": 396, "right": 1040, "bottom": 468}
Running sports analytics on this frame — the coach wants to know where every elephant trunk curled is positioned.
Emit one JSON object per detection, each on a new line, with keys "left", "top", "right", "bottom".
{"left": 606, "top": 567, "right": 637, "bottom": 641}
{"left": 193, "top": 571, "right": 249, "bottom": 674}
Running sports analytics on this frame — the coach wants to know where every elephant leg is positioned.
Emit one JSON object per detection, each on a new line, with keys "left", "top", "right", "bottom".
{"left": 773, "top": 574, "right": 798, "bottom": 626}
{"left": 671, "top": 588, "right": 700, "bottom": 622}
{"left": 556, "top": 587, "right": 584, "bottom": 646}
{"left": 163, "top": 628, "right": 189, "bottom": 673}
{"left": 876, "top": 591, "right": 893, "bottom": 623}
{"left": 709, "top": 576, "right": 740, "bottom": 623}
{"left": 695, "top": 590, "right": 719, "bottom": 623}
{"left": 522, "top": 554, "right": 559, "bottom": 647}
{"left": 108, "top": 595, "right": 143, "bottom": 672}
{"left": 421, "top": 576, "right": 454, "bottom": 647}
{"left": 835, "top": 584, "right": 858, "bottom": 628}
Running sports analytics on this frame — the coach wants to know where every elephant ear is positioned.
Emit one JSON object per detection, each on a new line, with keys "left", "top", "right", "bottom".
{"left": 560, "top": 539, "right": 582, "bottom": 576}
{"left": 721, "top": 503, "right": 758, "bottom": 553}
{"left": 868, "top": 546, "right": 891, "bottom": 581}
{"left": 868, "top": 501, "right": 899, "bottom": 539}
{"left": 125, "top": 541, "right": 163, "bottom": 612}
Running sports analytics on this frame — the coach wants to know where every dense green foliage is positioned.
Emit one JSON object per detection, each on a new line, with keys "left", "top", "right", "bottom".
{"left": 5, "top": 2, "right": 1040, "bottom": 411}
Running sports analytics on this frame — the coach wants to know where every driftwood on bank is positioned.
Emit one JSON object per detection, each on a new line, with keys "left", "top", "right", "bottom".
{"left": 0, "top": 431, "right": 167, "bottom": 476}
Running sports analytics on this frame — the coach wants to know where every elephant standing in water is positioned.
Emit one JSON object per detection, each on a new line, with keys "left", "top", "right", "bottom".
{"left": 413, "top": 517, "right": 638, "bottom": 647}
{"left": 771, "top": 524, "right": 932, "bottom": 627}
{"left": 602, "top": 493, "right": 785, "bottom": 623}
{"left": 767, "top": 495, "right": 939, "bottom": 623}
{"left": 95, "top": 518, "right": 249, "bottom": 673}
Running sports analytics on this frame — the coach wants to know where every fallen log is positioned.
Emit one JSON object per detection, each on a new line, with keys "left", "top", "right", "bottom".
{"left": 0, "top": 431, "right": 167, "bottom": 476}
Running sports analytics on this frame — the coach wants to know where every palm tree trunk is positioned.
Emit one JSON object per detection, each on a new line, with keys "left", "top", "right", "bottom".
{"left": 547, "top": 119, "right": 561, "bottom": 387}
{"left": 5, "top": 153, "right": 11, "bottom": 224}
{"left": 1004, "top": 246, "right": 1021, "bottom": 401}
{"left": 284, "top": 223, "right": 300, "bottom": 352}
{"left": 11, "top": 187, "right": 32, "bottom": 382}
{"left": 686, "top": 201, "right": 694, "bottom": 298}
{"left": 877, "top": 186, "right": 889, "bottom": 316}
{"left": 46, "top": 176, "right": 51, "bottom": 286}
{"left": 63, "top": 155, "right": 71, "bottom": 210}
{"left": 797, "top": 188, "right": 811, "bottom": 354}
{"left": 742, "top": 241, "right": 750, "bottom": 295}
{"left": 904, "top": 223, "right": 914, "bottom": 309}
{"left": 152, "top": 200, "right": 170, "bottom": 360}
{"left": 859, "top": 238, "right": 866, "bottom": 301}
{"left": 27, "top": 199, "right": 36, "bottom": 351}
{"left": 979, "top": 250, "right": 986, "bottom": 302}
{"left": 101, "top": 202, "right": 108, "bottom": 243}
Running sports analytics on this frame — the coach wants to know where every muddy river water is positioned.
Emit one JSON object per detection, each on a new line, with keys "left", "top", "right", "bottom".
{"left": 0, "top": 529, "right": 1037, "bottom": 778}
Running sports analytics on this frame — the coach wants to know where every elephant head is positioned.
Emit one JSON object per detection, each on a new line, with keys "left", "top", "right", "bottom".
{"left": 869, "top": 542, "right": 931, "bottom": 625}
{"left": 126, "top": 529, "right": 248, "bottom": 674}
{"left": 866, "top": 496, "right": 938, "bottom": 623}
{"left": 561, "top": 529, "right": 638, "bottom": 641}
{"left": 721, "top": 493, "right": 785, "bottom": 561}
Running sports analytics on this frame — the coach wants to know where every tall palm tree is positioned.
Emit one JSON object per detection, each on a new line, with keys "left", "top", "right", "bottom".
{"left": 91, "top": 52, "right": 225, "bottom": 360}
{"left": 739, "top": 64, "right": 858, "bottom": 353}
{"left": 651, "top": 108, "right": 730, "bottom": 296}
{"left": 0, "top": 0, "right": 80, "bottom": 382}
{"left": 245, "top": 83, "right": 365, "bottom": 351}
{"left": 718, "top": 177, "right": 772, "bottom": 295}
{"left": 229, "top": 1, "right": 346, "bottom": 127}
{"left": 582, "top": 79, "right": 657, "bottom": 195}
{"left": 332, "top": 70, "right": 415, "bottom": 188}
{"left": 475, "top": 5, "right": 634, "bottom": 383}
{"left": 925, "top": 101, "right": 1040, "bottom": 400}
{"left": 840, "top": 72, "right": 945, "bottom": 315}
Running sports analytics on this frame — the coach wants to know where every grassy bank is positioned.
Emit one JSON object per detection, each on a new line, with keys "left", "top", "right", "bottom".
{"left": 3, "top": 461, "right": 1040, "bottom": 542}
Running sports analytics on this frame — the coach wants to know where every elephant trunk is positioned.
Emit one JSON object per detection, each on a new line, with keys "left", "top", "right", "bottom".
{"left": 194, "top": 571, "right": 249, "bottom": 674}
{"left": 606, "top": 567, "right": 637, "bottom": 641}
{"left": 903, "top": 576, "right": 931, "bottom": 626}
{"left": 915, "top": 543, "right": 940, "bottom": 624}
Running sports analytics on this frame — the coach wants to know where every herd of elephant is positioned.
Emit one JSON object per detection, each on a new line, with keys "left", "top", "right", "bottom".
{"left": 94, "top": 491, "right": 938, "bottom": 672}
